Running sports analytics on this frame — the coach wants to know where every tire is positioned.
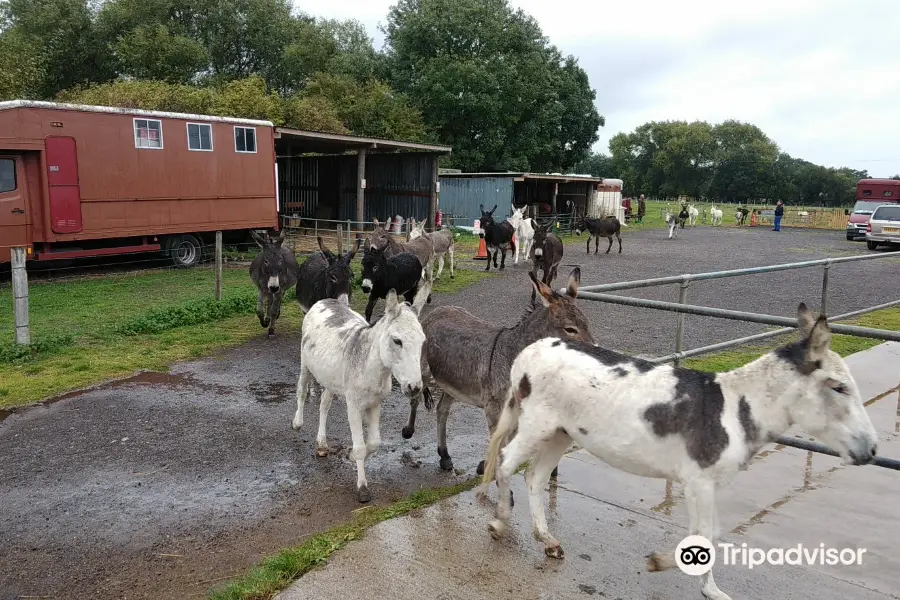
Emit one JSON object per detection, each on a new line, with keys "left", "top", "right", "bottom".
{"left": 866, "top": 240, "right": 878, "bottom": 251}
{"left": 168, "top": 234, "right": 203, "bottom": 267}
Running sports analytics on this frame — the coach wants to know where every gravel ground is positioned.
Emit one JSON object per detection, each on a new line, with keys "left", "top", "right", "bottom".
{"left": 0, "top": 225, "right": 897, "bottom": 600}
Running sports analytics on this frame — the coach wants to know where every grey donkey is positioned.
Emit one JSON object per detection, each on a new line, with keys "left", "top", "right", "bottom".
{"left": 249, "top": 230, "right": 299, "bottom": 337}
{"left": 368, "top": 217, "right": 435, "bottom": 282}
{"left": 408, "top": 218, "right": 455, "bottom": 280}
{"left": 403, "top": 268, "right": 595, "bottom": 484}
{"left": 529, "top": 223, "right": 563, "bottom": 303}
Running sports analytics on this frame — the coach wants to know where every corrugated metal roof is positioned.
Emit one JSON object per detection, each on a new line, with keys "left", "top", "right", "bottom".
{"left": 276, "top": 127, "right": 452, "bottom": 154}
{"left": 0, "top": 99, "right": 274, "bottom": 126}
{"left": 439, "top": 171, "right": 604, "bottom": 182}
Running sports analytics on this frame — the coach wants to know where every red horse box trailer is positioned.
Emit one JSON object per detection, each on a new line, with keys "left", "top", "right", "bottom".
{"left": 0, "top": 100, "right": 279, "bottom": 265}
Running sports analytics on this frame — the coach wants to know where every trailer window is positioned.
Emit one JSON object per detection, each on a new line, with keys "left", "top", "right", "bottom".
{"left": 134, "top": 119, "right": 163, "bottom": 149}
{"left": 0, "top": 159, "right": 15, "bottom": 193}
{"left": 235, "top": 127, "right": 257, "bottom": 153}
{"left": 187, "top": 123, "right": 213, "bottom": 151}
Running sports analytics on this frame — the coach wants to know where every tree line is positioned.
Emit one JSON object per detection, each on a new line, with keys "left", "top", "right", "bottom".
{"left": 0, "top": 0, "right": 602, "bottom": 173}
{"left": 573, "top": 120, "right": 898, "bottom": 207}
{"left": 1, "top": 0, "right": 894, "bottom": 191}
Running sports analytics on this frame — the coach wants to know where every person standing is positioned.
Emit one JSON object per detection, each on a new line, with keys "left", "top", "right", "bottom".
{"left": 773, "top": 200, "right": 784, "bottom": 231}
{"left": 637, "top": 194, "right": 646, "bottom": 223}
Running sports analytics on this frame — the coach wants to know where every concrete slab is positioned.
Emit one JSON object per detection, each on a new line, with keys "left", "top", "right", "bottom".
{"left": 276, "top": 343, "right": 900, "bottom": 600}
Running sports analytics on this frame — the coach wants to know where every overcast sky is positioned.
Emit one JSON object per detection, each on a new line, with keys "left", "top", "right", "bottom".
{"left": 293, "top": 0, "right": 900, "bottom": 177}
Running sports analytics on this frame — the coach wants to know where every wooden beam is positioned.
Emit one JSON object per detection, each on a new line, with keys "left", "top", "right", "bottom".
{"left": 429, "top": 156, "right": 439, "bottom": 231}
{"left": 356, "top": 148, "right": 367, "bottom": 228}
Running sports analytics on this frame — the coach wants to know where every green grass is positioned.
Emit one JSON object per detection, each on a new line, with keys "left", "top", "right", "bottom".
{"left": 207, "top": 477, "right": 480, "bottom": 600}
{"left": 0, "top": 261, "right": 493, "bottom": 410}
{"left": 684, "top": 307, "right": 900, "bottom": 372}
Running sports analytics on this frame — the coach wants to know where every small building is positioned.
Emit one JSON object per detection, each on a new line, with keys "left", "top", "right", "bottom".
{"left": 437, "top": 171, "right": 623, "bottom": 225}
{"left": 275, "top": 130, "right": 451, "bottom": 232}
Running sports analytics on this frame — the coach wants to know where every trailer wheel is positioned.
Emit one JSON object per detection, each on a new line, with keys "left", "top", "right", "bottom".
{"left": 169, "top": 234, "right": 202, "bottom": 267}
{"left": 866, "top": 240, "right": 879, "bottom": 251}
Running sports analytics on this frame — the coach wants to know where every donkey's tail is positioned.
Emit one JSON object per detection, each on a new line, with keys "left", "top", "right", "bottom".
{"left": 481, "top": 387, "right": 521, "bottom": 489}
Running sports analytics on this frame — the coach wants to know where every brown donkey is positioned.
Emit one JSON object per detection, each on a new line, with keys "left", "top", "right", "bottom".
{"left": 403, "top": 268, "right": 595, "bottom": 481}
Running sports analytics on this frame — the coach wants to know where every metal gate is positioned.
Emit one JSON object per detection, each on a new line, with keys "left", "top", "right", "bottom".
{"left": 566, "top": 251, "right": 900, "bottom": 470}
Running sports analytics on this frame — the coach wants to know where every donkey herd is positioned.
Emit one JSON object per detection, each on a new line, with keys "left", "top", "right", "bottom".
{"left": 247, "top": 206, "right": 878, "bottom": 600}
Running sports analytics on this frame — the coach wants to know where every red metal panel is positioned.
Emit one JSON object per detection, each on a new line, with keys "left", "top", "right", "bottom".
{"left": 45, "top": 136, "right": 83, "bottom": 233}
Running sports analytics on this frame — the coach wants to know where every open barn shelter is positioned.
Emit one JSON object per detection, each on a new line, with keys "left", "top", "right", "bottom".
{"left": 436, "top": 171, "right": 612, "bottom": 224}
{"left": 274, "top": 129, "right": 452, "bottom": 235}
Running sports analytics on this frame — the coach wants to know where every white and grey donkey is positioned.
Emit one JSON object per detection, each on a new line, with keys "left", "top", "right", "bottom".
{"left": 292, "top": 282, "right": 431, "bottom": 503}
{"left": 507, "top": 206, "right": 535, "bottom": 265}
{"left": 482, "top": 302, "right": 878, "bottom": 600}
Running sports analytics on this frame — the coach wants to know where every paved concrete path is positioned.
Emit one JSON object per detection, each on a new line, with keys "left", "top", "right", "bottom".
{"left": 278, "top": 342, "right": 900, "bottom": 600}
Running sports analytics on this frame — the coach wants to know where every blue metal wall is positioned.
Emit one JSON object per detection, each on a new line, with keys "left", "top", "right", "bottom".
{"left": 438, "top": 177, "right": 515, "bottom": 224}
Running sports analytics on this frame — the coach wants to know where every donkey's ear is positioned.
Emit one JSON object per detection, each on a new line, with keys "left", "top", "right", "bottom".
{"left": 565, "top": 267, "right": 581, "bottom": 298}
{"left": 250, "top": 230, "right": 267, "bottom": 248}
{"left": 807, "top": 316, "right": 832, "bottom": 360}
{"left": 490, "top": 205, "right": 497, "bottom": 215}
{"left": 274, "top": 229, "right": 286, "bottom": 246}
{"left": 528, "top": 271, "right": 553, "bottom": 307}
{"left": 372, "top": 217, "right": 380, "bottom": 228}
{"left": 796, "top": 303, "right": 816, "bottom": 337}
{"left": 479, "top": 204, "right": 485, "bottom": 214}
{"left": 345, "top": 237, "right": 362, "bottom": 262}
{"left": 385, "top": 288, "right": 401, "bottom": 316}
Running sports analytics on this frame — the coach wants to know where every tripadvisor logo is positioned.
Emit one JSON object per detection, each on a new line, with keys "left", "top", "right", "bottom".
{"left": 675, "top": 535, "right": 867, "bottom": 574}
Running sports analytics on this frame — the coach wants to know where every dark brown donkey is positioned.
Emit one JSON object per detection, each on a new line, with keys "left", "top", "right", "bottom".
{"left": 402, "top": 268, "right": 595, "bottom": 482}
{"left": 529, "top": 223, "right": 563, "bottom": 303}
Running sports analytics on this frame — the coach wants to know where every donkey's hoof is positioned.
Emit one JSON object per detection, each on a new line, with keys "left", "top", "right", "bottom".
{"left": 545, "top": 544, "right": 564, "bottom": 559}
{"left": 315, "top": 445, "right": 329, "bottom": 457}
{"left": 488, "top": 519, "right": 506, "bottom": 539}
{"left": 357, "top": 485, "right": 371, "bottom": 503}
{"left": 646, "top": 551, "right": 673, "bottom": 572}
{"left": 267, "top": 329, "right": 275, "bottom": 338}
{"left": 476, "top": 460, "right": 485, "bottom": 475}
{"left": 439, "top": 457, "right": 454, "bottom": 471}
{"left": 550, "top": 466, "right": 559, "bottom": 479}
{"left": 401, "top": 425, "right": 415, "bottom": 439}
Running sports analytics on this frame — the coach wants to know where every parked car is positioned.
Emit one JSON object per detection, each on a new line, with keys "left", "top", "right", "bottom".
{"left": 847, "top": 179, "right": 900, "bottom": 240}
{"left": 865, "top": 204, "right": 900, "bottom": 250}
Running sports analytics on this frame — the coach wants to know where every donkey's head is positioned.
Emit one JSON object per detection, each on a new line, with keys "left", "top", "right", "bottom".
{"left": 508, "top": 206, "right": 524, "bottom": 230}
{"left": 780, "top": 303, "right": 877, "bottom": 466}
{"left": 317, "top": 236, "right": 360, "bottom": 301}
{"left": 377, "top": 288, "right": 427, "bottom": 397}
{"left": 573, "top": 217, "right": 586, "bottom": 236}
{"left": 528, "top": 268, "right": 594, "bottom": 345}
{"left": 479, "top": 204, "right": 498, "bottom": 230}
{"left": 360, "top": 245, "right": 387, "bottom": 294}
{"left": 251, "top": 230, "right": 289, "bottom": 293}
{"left": 368, "top": 218, "right": 392, "bottom": 252}
{"left": 408, "top": 219, "right": 427, "bottom": 241}
{"left": 531, "top": 223, "right": 550, "bottom": 259}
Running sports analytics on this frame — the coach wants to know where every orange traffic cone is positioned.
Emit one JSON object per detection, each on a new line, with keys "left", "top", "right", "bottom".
{"left": 474, "top": 235, "right": 488, "bottom": 260}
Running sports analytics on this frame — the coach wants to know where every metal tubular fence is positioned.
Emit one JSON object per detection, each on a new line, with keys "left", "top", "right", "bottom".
{"left": 563, "top": 250, "right": 900, "bottom": 470}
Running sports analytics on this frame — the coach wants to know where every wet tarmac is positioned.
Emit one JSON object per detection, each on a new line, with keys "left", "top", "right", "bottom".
{"left": 0, "top": 227, "right": 897, "bottom": 599}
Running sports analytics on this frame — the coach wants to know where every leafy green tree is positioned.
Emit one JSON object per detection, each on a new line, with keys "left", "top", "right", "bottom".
{"left": 0, "top": 29, "right": 44, "bottom": 100}
{"left": 303, "top": 73, "right": 427, "bottom": 141}
{"left": 1, "top": 0, "right": 114, "bottom": 98}
{"left": 383, "top": 0, "right": 602, "bottom": 172}
{"left": 572, "top": 152, "right": 614, "bottom": 177}
{"left": 113, "top": 24, "right": 209, "bottom": 83}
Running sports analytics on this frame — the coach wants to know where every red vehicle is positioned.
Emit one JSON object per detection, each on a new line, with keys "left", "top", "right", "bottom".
{"left": 0, "top": 100, "right": 279, "bottom": 266}
{"left": 846, "top": 179, "right": 900, "bottom": 241}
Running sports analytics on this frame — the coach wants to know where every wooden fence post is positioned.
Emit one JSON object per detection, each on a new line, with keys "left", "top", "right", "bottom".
{"left": 215, "top": 231, "right": 223, "bottom": 301}
{"left": 12, "top": 246, "right": 30, "bottom": 345}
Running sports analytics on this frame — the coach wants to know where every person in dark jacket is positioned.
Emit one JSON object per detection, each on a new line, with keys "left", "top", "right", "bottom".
{"left": 637, "top": 194, "right": 646, "bottom": 223}
{"left": 773, "top": 200, "right": 784, "bottom": 231}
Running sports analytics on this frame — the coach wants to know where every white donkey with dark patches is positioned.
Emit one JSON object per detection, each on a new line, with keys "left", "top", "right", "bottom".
{"left": 292, "top": 283, "right": 431, "bottom": 503}
{"left": 482, "top": 303, "right": 877, "bottom": 600}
